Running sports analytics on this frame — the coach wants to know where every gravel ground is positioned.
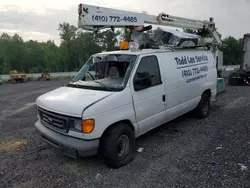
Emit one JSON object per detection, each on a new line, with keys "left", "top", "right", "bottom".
{"left": 0, "top": 79, "right": 249, "bottom": 188}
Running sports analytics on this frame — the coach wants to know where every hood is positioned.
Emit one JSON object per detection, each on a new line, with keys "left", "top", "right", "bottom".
{"left": 36, "top": 86, "right": 114, "bottom": 117}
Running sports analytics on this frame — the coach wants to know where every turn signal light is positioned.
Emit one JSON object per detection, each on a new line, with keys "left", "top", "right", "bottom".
{"left": 120, "top": 41, "right": 129, "bottom": 50}
{"left": 81, "top": 119, "right": 95, "bottom": 134}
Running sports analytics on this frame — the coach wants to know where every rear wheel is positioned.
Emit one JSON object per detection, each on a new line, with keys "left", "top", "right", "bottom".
{"left": 195, "top": 93, "right": 211, "bottom": 119}
{"left": 101, "top": 123, "right": 136, "bottom": 168}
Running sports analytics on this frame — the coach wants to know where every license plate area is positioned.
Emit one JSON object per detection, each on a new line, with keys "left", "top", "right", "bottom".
{"left": 61, "top": 146, "right": 78, "bottom": 159}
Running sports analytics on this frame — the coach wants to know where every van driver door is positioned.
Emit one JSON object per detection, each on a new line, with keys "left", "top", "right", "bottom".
{"left": 131, "top": 55, "right": 167, "bottom": 135}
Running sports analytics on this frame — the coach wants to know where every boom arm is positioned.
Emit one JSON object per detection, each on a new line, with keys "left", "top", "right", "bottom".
{"left": 78, "top": 4, "right": 222, "bottom": 45}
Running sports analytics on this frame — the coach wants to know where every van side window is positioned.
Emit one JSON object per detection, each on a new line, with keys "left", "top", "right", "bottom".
{"left": 133, "top": 55, "right": 162, "bottom": 90}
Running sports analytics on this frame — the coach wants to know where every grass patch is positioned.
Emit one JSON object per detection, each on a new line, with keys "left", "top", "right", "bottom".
{"left": 27, "top": 76, "right": 73, "bottom": 81}
{"left": 50, "top": 76, "right": 73, "bottom": 80}
{"left": 0, "top": 139, "right": 27, "bottom": 152}
{"left": 0, "top": 76, "right": 73, "bottom": 85}
{"left": 27, "top": 77, "right": 37, "bottom": 81}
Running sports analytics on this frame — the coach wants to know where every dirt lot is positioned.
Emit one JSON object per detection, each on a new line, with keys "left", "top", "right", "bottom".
{"left": 0, "top": 79, "right": 249, "bottom": 188}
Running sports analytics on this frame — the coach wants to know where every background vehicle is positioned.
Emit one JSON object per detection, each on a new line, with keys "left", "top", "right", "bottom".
{"left": 8, "top": 70, "right": 28, "bottom": 83}
{"left": 228, "top": 33, "right": 250, "bottom": 86}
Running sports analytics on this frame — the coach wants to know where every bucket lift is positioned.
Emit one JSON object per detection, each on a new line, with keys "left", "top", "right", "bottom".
{"left": 77, "top": 4, "right": 225, "bottom": 94}
{"left": 78, "top": 3, "right": 222, "bottom": 50}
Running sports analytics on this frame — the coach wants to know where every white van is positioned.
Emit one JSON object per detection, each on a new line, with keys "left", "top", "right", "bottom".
{"left": 35, "top": 47, "right": 217, "bottom": 168}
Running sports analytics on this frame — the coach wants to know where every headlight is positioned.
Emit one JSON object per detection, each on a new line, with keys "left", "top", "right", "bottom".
{"left": 74, "top": 119, "right": 95, "bottom": 134}
{"left": 74, "top": 120, "right": 82, "bottom": 130}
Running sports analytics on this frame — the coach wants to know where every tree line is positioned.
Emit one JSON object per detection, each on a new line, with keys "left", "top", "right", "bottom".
{"left": 0, "top": 22, "right": 244, "bottom": 74}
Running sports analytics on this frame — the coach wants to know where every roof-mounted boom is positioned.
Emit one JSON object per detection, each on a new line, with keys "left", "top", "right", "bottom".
{"left": 78, "top": 4, "right": 222, "bottom": 46}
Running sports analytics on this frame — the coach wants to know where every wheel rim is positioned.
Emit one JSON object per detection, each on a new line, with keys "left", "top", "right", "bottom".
{"left": 201, "top": 99, "right": 209, "bottom": 114}
{"left": 117, "top": 134, "right": 130, "bottom": 157}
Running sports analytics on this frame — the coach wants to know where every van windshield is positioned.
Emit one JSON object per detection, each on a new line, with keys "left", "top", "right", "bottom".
{"left": 68, "top": 54, "right": 137, "bottom": 91}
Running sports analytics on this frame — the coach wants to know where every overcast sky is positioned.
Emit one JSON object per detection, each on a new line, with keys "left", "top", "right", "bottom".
{"left": 0, "top": 0, "right": 249, "bottom": 45}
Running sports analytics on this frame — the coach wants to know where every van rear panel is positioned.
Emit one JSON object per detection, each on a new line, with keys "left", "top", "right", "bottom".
{"left": 156, "top": 49, "right": 216, "bottom": 113}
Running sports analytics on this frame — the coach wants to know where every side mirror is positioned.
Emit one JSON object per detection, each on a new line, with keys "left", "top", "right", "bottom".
{"left": 133, "top": 72, "right": 152, "bottom": 91}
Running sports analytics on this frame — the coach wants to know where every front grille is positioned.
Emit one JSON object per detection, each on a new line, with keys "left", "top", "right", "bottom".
{"left": 38, "top": 107, "right": 68, "bottom": 133}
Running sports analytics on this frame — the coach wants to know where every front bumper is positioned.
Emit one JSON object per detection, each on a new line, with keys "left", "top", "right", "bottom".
{"left": 34, "top": 120, "right": 99, "bottom": 158}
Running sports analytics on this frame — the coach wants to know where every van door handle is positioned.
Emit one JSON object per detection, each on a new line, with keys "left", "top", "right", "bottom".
{"left": 162, "top": 94, "right": 165, "bottom": 102}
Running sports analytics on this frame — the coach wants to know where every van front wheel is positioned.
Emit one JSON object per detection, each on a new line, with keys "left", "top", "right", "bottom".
{"left": 101, "top": 123, "right": 136, "bottom": 168}
{"left": 195, "top": 93, "right": 211, "bottom": 119}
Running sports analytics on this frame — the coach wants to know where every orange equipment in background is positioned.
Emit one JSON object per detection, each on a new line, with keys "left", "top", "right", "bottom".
{"left": 37, "top": 73, "right": 50, "bottom": 81}
{"left": 8, "top": 70, "right": 28, "bottom": 83}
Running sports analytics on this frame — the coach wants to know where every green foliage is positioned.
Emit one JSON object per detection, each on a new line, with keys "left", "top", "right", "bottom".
{"left": 120, "top": 28, "right": 131, "bottom": 41}
{"left": 221, "top": 36, "right": 243, "bottom": 65}
{"left": 0, "top": 23, "right": 245, "bottom": 74}
{"left": 100, "top": 29, "right": 120, "bottom": 51}
{"left": 0, "top": 22, "right": 119, "bottom": 74}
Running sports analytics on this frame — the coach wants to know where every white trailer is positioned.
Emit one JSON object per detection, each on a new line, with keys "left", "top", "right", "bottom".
{"left": 228, "top": 33, "right": 250, "bottom": 85}
{"left": 241, "top": 33, "right": 250, "bottom": 70}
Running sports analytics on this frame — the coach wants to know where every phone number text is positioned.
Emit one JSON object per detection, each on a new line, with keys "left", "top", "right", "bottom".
{"left": 92, "top": 15, "right": 138, "bottom": 23}
{"left": 182, "top": 65, "right": 208, "bottom": 78}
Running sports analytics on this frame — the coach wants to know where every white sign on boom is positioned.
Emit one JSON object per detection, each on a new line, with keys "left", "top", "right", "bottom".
{"left": 78, "top": 3, "right": 222, "bottom": 46}
{"left": 78, "top": 4, "right": 145, "bottom": 27}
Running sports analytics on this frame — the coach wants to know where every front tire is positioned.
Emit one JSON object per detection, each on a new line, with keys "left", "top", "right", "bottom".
{"left": 195, "top": 93, "right": 211, "bottom": 119}
{"left": 101, "top": 123, "right": 136, "bottom": 168}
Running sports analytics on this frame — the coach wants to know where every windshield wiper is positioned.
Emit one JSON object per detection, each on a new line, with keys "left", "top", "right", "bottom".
{"left": 68, "top": 80, "right": 113, "bottom": 91}
{"left": 69, "top": 80, "right": 79, "bottom": 87}
{"left": 93, "top": 80, "right": 112, "bottom": 91}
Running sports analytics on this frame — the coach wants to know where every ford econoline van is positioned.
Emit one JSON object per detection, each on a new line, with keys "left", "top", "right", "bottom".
{"left": 35, "top": 48, "right": 217, "bottom": 168}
